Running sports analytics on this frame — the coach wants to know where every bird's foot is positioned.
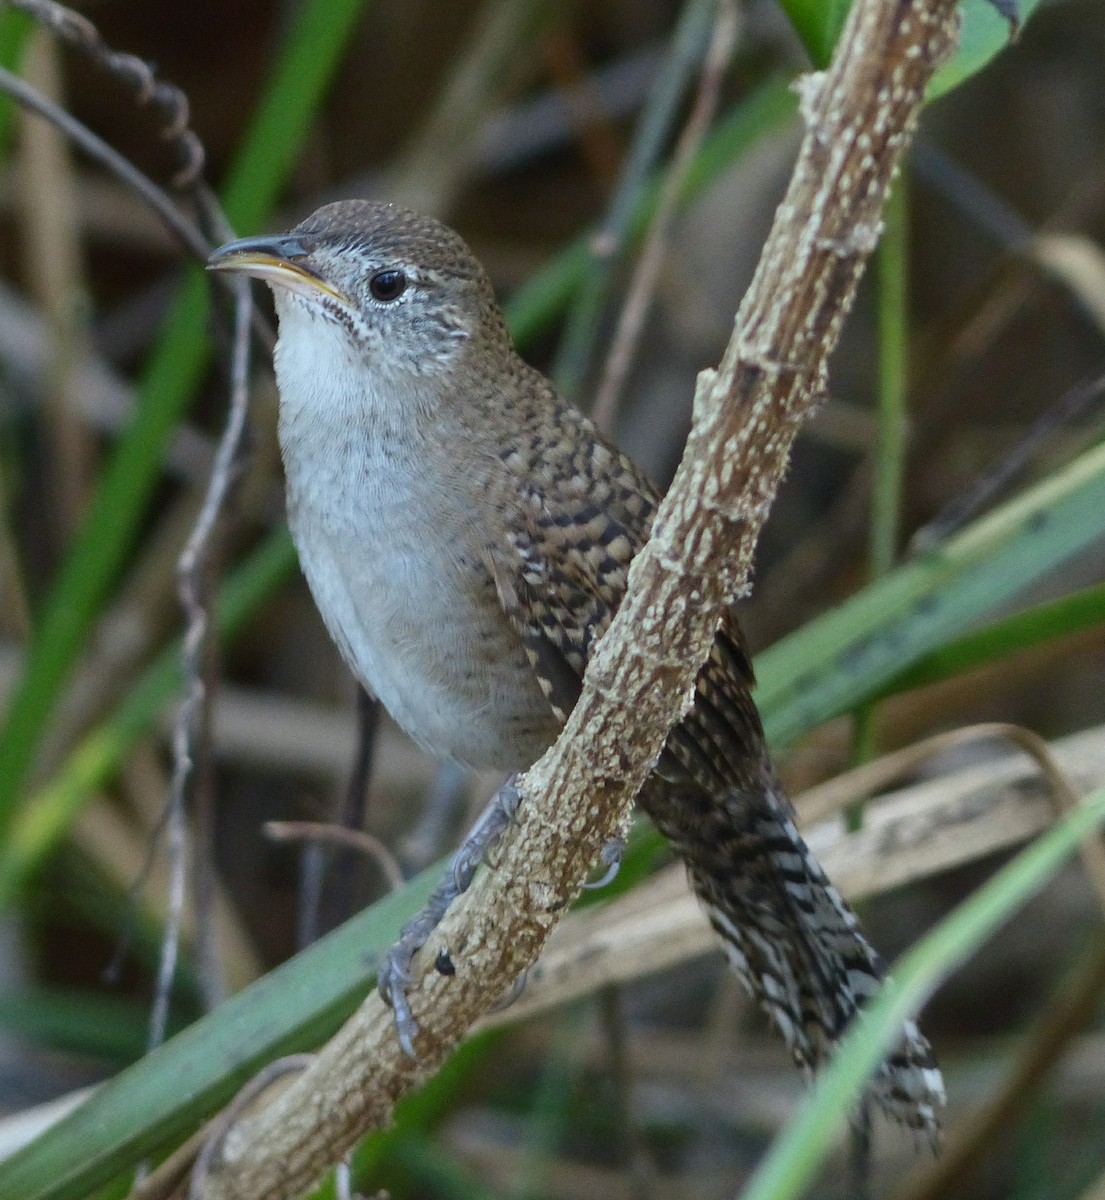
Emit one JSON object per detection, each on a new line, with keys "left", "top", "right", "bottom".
{"left": 377, "top": 774, "right": 523, "bottom": 1056}
{"left": 583, "top": 836, "right": 625, "bottom": 890}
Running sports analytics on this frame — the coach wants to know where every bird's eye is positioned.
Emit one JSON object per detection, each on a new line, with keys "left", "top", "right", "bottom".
{"left": 369, "top": 269, "right": 407, "bottom": 302}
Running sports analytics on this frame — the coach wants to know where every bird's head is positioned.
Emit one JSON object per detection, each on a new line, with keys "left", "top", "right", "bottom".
{"left": 208, "top": 200, "right": 509, "bottom": 380}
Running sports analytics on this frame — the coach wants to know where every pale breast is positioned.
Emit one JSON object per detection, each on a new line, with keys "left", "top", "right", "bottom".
{"left": 272, "top": 302, "right": 559, "bottom": 769}
{"left": 284, "top": 450, "right": 558, "bottom": 771}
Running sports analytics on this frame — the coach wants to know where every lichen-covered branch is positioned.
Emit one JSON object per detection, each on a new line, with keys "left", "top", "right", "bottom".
{"left": 193, "top": 2, "right": 960, "bottom": 1196}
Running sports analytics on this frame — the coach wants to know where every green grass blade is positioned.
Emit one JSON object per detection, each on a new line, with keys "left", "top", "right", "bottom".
{"left": 218, "top": 0, "right": 368, "bottom": 231}
{"left": 0, "top": 9, "right": 34, "bottom": 155}
{"left": 779, "top": 0, "right": 851, "bottom": 66}
{"left": 0, "top": 988, "right": 178, "bottom": 1064}
{"left": 929, "top": 0, "right": 1042, "bottom": 100}
{"left": 758, "top": 438, "right": 1105, "bottom": 746}
{"left": 0, "top": 866, "right": 437, "bottom": 1200}
{"left": 741, "top": 785, "right": 1105, "bottom": 1200}
{"left": 778, "top": 0, "right": 1038, "bottom": 91}
{"left": 876, "top": 579, "right": 1105, "bottom": 698}
{"left": 870, "top": 177, "right": 909, "bottom": 580}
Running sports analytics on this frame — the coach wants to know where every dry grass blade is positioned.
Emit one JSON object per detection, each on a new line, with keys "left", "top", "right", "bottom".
{"left": 158, "top": 277, "right": 253, "bottom": 1020}
{"left": 799, "top": 721, "right": 1105, "bottom": 912}
{"left": 1028, "top": 232, "right": 1105, "bottom": 338}
{"left": 16, "top": 31, "right": 90, "bottom": 538}
{"left": 480, "top": 723, "right": 1105, "bottom": 1028}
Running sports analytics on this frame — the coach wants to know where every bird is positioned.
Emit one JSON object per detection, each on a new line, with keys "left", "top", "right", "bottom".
{"left": 208, "top": 199, "right": 944, "bottom": 1137}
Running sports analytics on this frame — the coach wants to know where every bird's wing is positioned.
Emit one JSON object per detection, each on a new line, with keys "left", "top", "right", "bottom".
{"left": 483, "top": 407, "right": 661, "bottom": 723}
{"left": 485, "top": 402, "right": 761, "bottom": 745}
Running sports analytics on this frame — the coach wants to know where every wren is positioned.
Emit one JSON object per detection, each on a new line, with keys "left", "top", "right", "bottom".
{"left": 209, "top": 201, "right": 944, "bottom": 1135}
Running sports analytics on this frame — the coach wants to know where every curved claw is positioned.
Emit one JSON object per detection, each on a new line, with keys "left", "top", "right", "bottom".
{"left": 390, "top": 985, "right": 420, "bottom": 1058}
{"left": 451, "top": 848, "right": 481, "bottom": 893}
{"left": 378, "top": 948, "right": 420, "bottom": 1057}
{"left": 583, "top": 837, "right": 625, "bottom": 890}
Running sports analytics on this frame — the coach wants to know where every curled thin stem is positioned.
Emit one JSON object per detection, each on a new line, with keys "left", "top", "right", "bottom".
{"left": 8, "top": 0, "right": 206, "bottom": 187}
{"left": 264, "top": 820, "right": 406, "bottom": 894}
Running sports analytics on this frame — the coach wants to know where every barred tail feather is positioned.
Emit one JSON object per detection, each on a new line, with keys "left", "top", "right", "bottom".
{"left": 642, "top": 777, "right": 945, "bottom": 1138}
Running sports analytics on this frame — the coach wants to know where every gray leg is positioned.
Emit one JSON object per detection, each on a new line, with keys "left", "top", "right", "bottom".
{"left": 378, "top": 774, "right": 522, "bottom": 1056}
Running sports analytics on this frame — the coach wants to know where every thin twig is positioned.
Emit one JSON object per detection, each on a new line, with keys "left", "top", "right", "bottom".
{"left": 156, "top": 277, "right": 253, "bottom": 1025}
{"left": 591, "top": 0, "right": 740, "bottom": 430}
{"left": 0, "top": 65, "right": 211, "bottom": 261}
{"left": 145, "top": 280, "right": 251, "bottom": 1041}
{"left": 187, "top": 1056, "right": 316, "bottom": 1200}
{"left": 146, "top": 760, "right": 186, "bottom": 1054}
{"left": 264, "top": 820, "right": 405, "bottom": 894}
{"left": 190, "top": 619, "right": 224, "bottom": 1011}
{"left": 797, "top": 721, "right": 1077, "bottom": 826}
{"left": 799, "top": 719, "right": 1105, "bottom": 911}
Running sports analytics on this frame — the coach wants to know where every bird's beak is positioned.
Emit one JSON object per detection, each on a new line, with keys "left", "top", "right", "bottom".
{"left": 206, "top": 235, "right": 351, "bottom": 305}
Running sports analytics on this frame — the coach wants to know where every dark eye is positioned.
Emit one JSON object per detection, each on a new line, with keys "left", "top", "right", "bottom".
{"left": 369, "top": 269, "right": 407, "bottom": 302}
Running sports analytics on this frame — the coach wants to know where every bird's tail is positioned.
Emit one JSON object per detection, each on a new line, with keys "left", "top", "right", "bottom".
{"left": 638, "top": 772, "right": 944, "bottom": 1139}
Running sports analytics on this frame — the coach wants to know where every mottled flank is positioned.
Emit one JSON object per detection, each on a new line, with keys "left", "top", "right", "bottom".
{"left": 224, "top": 199, "right": 945, "bottom": 1138}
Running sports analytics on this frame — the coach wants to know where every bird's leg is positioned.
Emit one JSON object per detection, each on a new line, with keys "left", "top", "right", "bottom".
{"left": 378, "top": 773, "right": 522, "bottom": 1056}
